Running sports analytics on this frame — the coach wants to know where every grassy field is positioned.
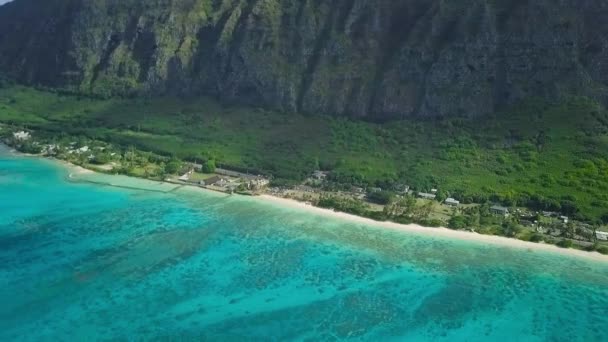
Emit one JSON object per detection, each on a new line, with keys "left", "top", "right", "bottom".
{"left": 2, "top": 85, "right": 608, "bottom": 221}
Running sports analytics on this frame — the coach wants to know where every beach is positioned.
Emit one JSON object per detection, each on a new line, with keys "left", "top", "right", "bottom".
{"left": 47, "top": 155, "right": 608, "bottom": 263}
{"left": 4, "top": 144, "right": 607, "bottom": 262}
{"left": 257, "top": 195, "right": 608, "bottom": 262}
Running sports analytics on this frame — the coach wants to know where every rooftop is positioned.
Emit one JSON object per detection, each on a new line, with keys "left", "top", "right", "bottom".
{"left": 418, "top": 192, "right": 436, "bottom": 199}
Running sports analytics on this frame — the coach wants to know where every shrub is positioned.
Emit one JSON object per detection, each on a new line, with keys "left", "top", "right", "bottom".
{"left": 367, "top": 190, "right": 394, "bottom": 205}
{"left": 165, "top": 159, "right": 182, "bottom": 174}
{"left": 202, "top": 159, "right": 216, "bottom": 173}
{"left": 556, "top": 239, "right": 574, "bottom": 248}
{"left": 91, "top": 153, "right": 111, "bottom": 165}
{"left": 529, "top": 234, "right": 544, "bottom": 243}
{"left": 448, "top": 216, "right": 467, "bottom": 229}
{"left": 420, "top": 219, "right": 443, "bottom": 228}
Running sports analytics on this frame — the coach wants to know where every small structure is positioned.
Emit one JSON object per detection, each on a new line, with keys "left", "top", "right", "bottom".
{"left": 444, "top": 198, "right": 460, "bottom": 207}
{"left": 13, "top": 131, "right": 31, "bottom": 140}
{"left": 431, "top": 189, "right": 438, "bottom": 194}
{"left": 559, "top": 216, "right": 569, "bottom": 224}
{"left": 596, "top": 231, "right": 608, "bottom": 241}
{"left": 312, "top": 170, "right": 329, "bottom": 181}
{"left": 351, "top": 186, "right": 365, "bottom": 194}
{"left": 490, "top": 205, "right": 510, "bottom": 216}
{"left": 394, "top": 184, "right": 410, "bottom": 194}
{"left": 520, "top": 220, "right": 535, "bottom": 227}
{"left": 369, "top": 187, "right": 382, "bottom": 193}
{"left": 249, "top": 177, "right": 270, "bottom": 190}
{"left": 203, "top": 176, "right": 229, "bottom": 186}
{"left": 418, "top": 192, "right": 436, "bottom": 200}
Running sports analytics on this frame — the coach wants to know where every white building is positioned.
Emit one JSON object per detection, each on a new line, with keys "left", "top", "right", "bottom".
{"left": 13, "top": 131, "right": 30, "bottom": 140}
{"left": 444, "top": 198, "right": 460, "bottom": 207}
{"left": 312, "top": 171, "right": 329, "bottom": 180}
{"left": 418, "top": 192, "right": 436, "bottom": 200}
{"left": 596, "top": 231, "right": 608, "bottom": 241}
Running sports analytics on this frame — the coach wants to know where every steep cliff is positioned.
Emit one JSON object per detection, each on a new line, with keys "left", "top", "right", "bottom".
{"left": 1, "top": 0, "right": 607, "bottom": 120}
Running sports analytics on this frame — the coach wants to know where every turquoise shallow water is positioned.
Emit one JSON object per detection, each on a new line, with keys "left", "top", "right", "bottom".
{"left": 1, "top": 147, "right": 607, "bottom": 341}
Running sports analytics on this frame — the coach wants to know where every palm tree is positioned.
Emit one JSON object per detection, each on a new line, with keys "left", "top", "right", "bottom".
{"left": 591, "top": 224, "right": 599, "bottom": 243}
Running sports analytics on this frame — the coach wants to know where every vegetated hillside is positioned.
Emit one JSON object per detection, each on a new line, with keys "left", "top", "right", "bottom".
{"left": 1, "top": 0, "right": 608, "bottom": 120}
{"left": 2, "top": 85, "right": 608, "bottom": 221}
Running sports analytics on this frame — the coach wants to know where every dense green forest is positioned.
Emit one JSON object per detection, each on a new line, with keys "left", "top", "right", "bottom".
{"left": 2, "top": 85, "right": 608, "bottom": 221}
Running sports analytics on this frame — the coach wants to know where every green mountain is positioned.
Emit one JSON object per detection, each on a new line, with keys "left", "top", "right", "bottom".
{"left": 1, "top": 0, "right": 608, "bottom": 222}
{"left": 1, "top": 0, "right": 607, "bottom": 120}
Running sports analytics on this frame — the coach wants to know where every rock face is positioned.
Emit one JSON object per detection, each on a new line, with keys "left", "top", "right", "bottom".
{"left": 1, "top": 0, "right": 607, "bottom": 120}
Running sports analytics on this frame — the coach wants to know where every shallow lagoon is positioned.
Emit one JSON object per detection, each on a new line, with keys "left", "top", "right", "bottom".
{"left": 1, "top": 149, "right": 607, "bottom": 341}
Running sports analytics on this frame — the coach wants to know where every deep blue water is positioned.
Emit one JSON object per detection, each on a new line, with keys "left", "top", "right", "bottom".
{"left": 1, "top": 147, "right": 607, "bottom": 341}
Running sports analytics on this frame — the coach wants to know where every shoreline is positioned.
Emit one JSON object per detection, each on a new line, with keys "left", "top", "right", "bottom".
{"left": 256, "top": 195, "right": 608, "bottom": 263}
{"left": 3, "top": 144, "right": 607, "bottom": 262}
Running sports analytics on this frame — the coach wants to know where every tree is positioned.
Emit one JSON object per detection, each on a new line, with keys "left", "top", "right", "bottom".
{"left": 560, "top": 200, "right": 578, "bottom": 216}
{"left": 384, "top": 194, "right": 416, "bottom": 217}
{"left": 165, "top": 158, "right": 182, "bottom": 174}
{"left": 91, "top": 153, "right": 111, "bottom": 165}
{"left": 529, "top": 234, "right": 544, "bottom": 243}
{"left": 601, "top": 212, "right": 608, "bottom": 225}
{"left": 562, "top": 222, "right": 575, "bottom": 239}
{"left": 587, "top": 224, "right": 598, "bottom": 243}
{"left": 202, "top": 159, "right": 216, "bottom": 173}
{"left": 367, "top": 191, "right": 394, "bottom": 205}
{"left": 501, "top": 220, "right": 522, "bottom": 237}
{"left": 435, "top": 190, "right": 448, "bottom": 202}
{"left": 448, "top": 216, "right": 467, "bottom": 229}
{"left": 556, "top": 239, "right": 573, "bottom": 248}
{"left": 413, "top": 200, "right": 434, "bottom": 222}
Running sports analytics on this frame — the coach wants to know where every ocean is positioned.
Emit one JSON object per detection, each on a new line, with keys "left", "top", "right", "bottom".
{"left": 1, "top": 146, "right": 607, "bottom": 341}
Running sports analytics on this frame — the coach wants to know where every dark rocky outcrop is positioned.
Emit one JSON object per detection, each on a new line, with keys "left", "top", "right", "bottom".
{"left": 1, "top": 0, "right": 607, "bottom": 120}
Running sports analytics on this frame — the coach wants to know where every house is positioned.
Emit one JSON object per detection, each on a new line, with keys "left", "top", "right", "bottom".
{"left": 542, "top": 211, "right": 557, "bottom": 217}
{"left": 444, "top": 198, "right": 460, "bottom": 207}
{"left": 203, "top": 176, "right": 228, "bottom": 187}
{"left": 559, "top": 216, "right": 569, "bottom": 224}
{"left": 394, "top": 184, "right": 410, "bottom": 194}
{"left": 249, "top": 177, "right": 270, "bottom": 189}
{"left": 312, "top": 170, "right": 329, "bottom": 181}
{"left": 351, "top": 186, "right": 365, "bottom": 194}
{"left": 418, "top": 192, "right": 436, "bottom": 200}
{"left": 490, "top": 205, "right": 510, "bottom": 216}
{"left": 431, "top": 188, "right": 438, "bottom": 194}
{"left": 13, "top": 131, "right": 31, "bottom": 140}
{"left": 596, "top": 231, "right": 608, "bottom": 241}
{"left": 369, "top": 187, "right": 382, "bottom": 193}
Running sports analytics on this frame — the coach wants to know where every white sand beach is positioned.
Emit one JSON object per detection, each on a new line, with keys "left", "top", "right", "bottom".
{"left": 258, "top": 195, "right": 608, "bottom": 262}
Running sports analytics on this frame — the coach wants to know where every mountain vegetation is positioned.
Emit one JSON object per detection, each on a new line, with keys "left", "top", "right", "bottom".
{"left": 2, "top": 85, "right": 608, "bottom": 222}
{"left": 1, "top": 0, "right": 607, "bottom": 120}
{"left": 1, "top": 0, "right": 608, "bottom": 222}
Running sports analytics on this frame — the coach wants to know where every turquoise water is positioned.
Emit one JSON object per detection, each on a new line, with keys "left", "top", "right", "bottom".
{"left": 1, "top": 147, "right": 607, "bottom": 341}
